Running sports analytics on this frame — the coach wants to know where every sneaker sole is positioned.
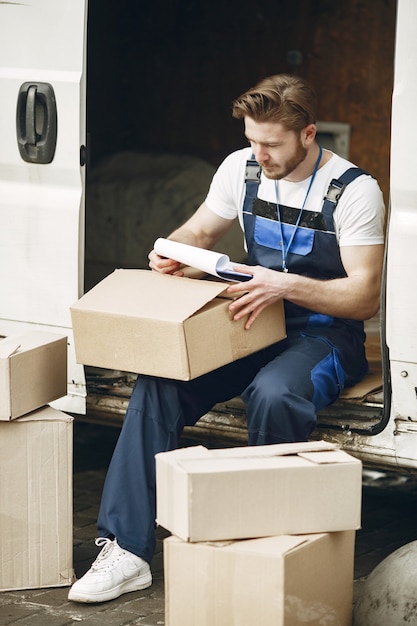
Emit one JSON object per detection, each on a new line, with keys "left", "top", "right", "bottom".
{"left": 68, "top": 572, "right": 152, "bottom": 603}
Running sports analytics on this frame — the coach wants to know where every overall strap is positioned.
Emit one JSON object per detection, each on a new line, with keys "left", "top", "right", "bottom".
{"left": 243, "top": 156, "right": 262, "bottom": 212}
{"left": 244, "top": 159, "right": 371, "bottom": 222}
{"left": 322, "top": 167, "right": 370, "bottom": 218}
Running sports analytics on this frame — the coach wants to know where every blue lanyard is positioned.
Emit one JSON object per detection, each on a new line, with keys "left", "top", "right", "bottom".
{"left": 274, "top": 145, "right": 322, "bottom": 272}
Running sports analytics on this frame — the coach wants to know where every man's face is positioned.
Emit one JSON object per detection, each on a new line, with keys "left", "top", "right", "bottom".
{"left": 244, "top": 118, "right": 308, "bottom": 180}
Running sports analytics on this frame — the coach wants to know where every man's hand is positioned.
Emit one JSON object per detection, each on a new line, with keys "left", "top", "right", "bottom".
{"left": 226, "top": 265, "right": 286, "bottom": 330}
{"left": 148, "top": 201, "right": 235, "bottom": 276}
{"left": 148, "top": 249, "right": 185, "bottom": 276}
{"left": 226, "top": 243, "right": 385, "bottom": 330}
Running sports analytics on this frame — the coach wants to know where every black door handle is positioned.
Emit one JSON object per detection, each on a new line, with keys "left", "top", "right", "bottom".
{"left": 16, "top": 82, "right": 57, "bottom": 164}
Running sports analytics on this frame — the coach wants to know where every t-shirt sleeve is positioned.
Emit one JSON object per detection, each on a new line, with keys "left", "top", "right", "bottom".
{"left": 205, "top": 150, "right": 247, "bottom": 220}
{"left": 335, "top": 175, "right": 386, "bottom": 247}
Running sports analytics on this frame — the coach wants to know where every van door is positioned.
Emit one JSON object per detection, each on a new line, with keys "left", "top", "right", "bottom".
{"left": 0, "top": 0, "right": 88, "bottom": 412}
{"left": 385, "top": 0, "right": 417, "bottom": 460}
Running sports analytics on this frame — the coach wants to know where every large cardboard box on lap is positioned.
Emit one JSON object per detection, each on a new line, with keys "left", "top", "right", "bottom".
{"left": 0, "top": 406, "right": 74, "bottom": 591}
{"left": 156, "top": 441, "right": 362, "bottom": 542}
{"left": 70, "top": 269, "right": 286, "bottom": 380}
{"left": 0, "top": 330, "right": 67, "bottom": 420}
{"left": 164, "top": 531, "right": 355, "bottom": 626}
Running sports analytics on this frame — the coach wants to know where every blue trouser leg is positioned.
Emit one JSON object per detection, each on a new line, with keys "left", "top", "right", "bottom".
{"left": 97, "top": 377, "right": 183, "bottom": 564}
{"left": 96, "top": 352, "right": 271, "bottom": 563}
{"left": 97, "top": 334, "right": 346, "bottom": 564}
{"left": 243, "top": 334, "right": 344, "bottom": 444}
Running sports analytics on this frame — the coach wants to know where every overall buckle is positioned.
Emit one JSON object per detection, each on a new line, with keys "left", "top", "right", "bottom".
{"left": 245, "top": 159, "right": 262, "bottom": 183}
{"left": 325, "top": 179, "right": 347, "bottom": 204}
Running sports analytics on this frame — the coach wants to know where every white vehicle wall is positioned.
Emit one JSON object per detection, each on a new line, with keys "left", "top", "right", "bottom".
{"left": 385, "top": 0, "right": 417, "bottom": 464}
{"left": 0, "top": 0, "right": 87, "bottom": 413}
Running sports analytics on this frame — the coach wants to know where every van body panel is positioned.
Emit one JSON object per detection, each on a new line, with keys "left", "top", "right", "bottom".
{"left": 385, "top": 0, "right": 417, "bottom": 447}
{"left": 0, "top": 0, "right": 88, "bottom": 412}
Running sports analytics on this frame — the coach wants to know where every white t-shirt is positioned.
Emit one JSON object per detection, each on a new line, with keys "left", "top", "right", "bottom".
{"left": 205, "top": 147, "right": 385, "bottom": 247}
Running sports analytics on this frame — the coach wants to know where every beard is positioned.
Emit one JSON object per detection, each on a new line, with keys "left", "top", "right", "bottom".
{"left": 260, "top": 139, "right": 308, "bottom": 180}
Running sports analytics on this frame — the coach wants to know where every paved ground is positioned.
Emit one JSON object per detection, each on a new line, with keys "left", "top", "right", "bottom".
{"left": 2, "top": 420, "right": 417, "bottom": 625}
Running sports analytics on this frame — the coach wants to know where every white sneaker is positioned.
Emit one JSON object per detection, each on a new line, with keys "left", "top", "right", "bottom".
{"left": 68, "top": 537, "right": 152, "bottom": 603}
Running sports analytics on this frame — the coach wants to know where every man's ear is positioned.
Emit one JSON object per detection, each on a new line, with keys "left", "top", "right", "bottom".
{"left": 303, "top": 123, "right": 317, "bottom": 146}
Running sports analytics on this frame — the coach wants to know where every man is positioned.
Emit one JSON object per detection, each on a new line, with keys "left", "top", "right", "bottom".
{"left": 68, "top": 74, "right": 385, "bottom": 603}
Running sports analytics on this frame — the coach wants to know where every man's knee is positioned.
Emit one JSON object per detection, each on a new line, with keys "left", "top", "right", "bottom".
{"left": 244, "top": 383, "right": 316, "bottom": 445}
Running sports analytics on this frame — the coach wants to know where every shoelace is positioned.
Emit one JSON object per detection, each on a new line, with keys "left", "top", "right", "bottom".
{"left": 90, "top": 537, "right": 125, "bottom": 573}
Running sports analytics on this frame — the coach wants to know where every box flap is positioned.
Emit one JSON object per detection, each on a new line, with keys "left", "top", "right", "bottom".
{"left": 298, "top": 450, "right": 358, "bottom": 464}
{"left": 156, "top": 441, "right": 338, "bottom": 467}
{"left": 0, "top": 331, "right": 67, "bottom": 360}
{"left": 156, "top": 442, "right": 356, "bottom": 478}
{"left": 1, "top": 331, "right": 67, "bottom": 351}
{"left": 169, "top": 534, "right": 314, "bottom": 555}
{"left": 155, "top": 445, "right": 210, "bottom": 463}
{"left": 0, "top": 357, "right": 11, "bottom": 419}
{"left": 71, "top": 269, "right": 230, "bottom": 322}
{"left": 0, "top": 340, "right": 21, "bottom": 359}
{"left": 230, "top": 534, "right": 318, "bottom": 556}
{"left": 209, "top": 440, "right": 336, "bottom": 459}
{"left": 14, "top": 406, "right": 73, "bottom": 424}
{"left": 176, "top": 455, "right": 315, "bottom": 474}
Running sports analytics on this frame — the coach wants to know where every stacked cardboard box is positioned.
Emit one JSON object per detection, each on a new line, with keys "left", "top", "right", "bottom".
{"left": 0, "top": 331, "right": 74, "bottom": 591}
{"left": 156, "top": 441, "right": 361, "bottom": 626}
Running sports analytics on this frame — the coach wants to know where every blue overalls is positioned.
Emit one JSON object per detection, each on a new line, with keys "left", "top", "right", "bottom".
{"left": 97, "top": 158, "right": 369, "bottom": 565}
{"left": 242, "top": 156, "right": 369, "bottom": 384}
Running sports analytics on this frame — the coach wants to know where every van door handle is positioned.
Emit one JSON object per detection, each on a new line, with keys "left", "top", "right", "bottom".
{"left": 16, "top": 82, "right": 57, "bottom": 164}
{"left": 25, "top": 85, "right": 38, "bottom": 146}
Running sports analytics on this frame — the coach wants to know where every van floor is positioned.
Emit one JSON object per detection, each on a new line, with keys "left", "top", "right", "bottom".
{"left": 341, "top": 315, "right": 382, "bottom": 400}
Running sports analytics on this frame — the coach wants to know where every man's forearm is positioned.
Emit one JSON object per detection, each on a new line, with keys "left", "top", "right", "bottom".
{"left": 283, "top": 272, "right": 381, "bottom": 321}
{"left": 167, "top": 226, "right": 209, "bottom": 249}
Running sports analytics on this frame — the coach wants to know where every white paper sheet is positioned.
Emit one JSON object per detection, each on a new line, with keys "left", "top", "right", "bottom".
{"left": 153, "top": 238, "right": 253, "bottom": 282}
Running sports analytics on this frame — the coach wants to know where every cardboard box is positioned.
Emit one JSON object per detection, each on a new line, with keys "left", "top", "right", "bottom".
{"left": 164, "top": 531, "right": 355, "bottom": 626}
{"left": 70, "top": 269, "right": 286, "bottom": 380}
{"left": 0, "top": 330, "right": 67, "bottom": 420}
{"left": 156, "top": 441, "right": 362, "bottom": 542}
{"left": 0, "top": 406, "right": 74, "bottom": 591}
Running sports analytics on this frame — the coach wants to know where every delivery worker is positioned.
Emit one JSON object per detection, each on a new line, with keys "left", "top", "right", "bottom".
{"left": 68, "top": 73, "right": 385, "bottom": 603}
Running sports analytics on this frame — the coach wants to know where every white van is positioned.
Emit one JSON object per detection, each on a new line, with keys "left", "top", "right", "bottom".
{"left": 0, "top": 0, "right": 415, "bottom": 473}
